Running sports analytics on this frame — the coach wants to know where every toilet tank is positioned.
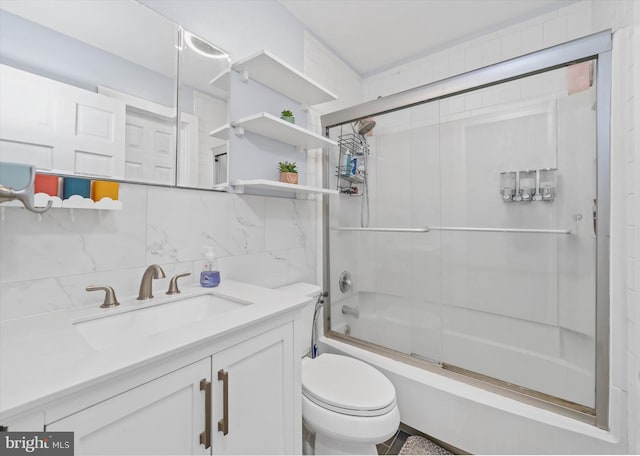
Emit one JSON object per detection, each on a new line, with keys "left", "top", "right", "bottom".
{"left": 277, "top": 282, "right": 321, "bottom": 358}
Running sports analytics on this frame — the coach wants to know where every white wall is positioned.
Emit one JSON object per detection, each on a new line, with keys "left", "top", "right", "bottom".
{"left": 628, "top": 3, "right": 640, "bottom": 453}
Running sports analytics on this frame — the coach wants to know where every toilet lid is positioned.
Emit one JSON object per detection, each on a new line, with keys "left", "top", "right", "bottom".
{"left": 302, "top": 354, "right": 396, "bottom": 417}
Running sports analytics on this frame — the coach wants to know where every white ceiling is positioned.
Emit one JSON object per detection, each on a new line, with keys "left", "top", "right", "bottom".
{"left": 279, "top": 0, "right": 576, "bottom": 76}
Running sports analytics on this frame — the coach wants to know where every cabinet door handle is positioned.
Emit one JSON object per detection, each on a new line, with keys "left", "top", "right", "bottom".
{"left": 217, "top": 369, "right": 229, "bottom": 435}
{"left": 199, "top": 378, "right": 212, "bottom": 449}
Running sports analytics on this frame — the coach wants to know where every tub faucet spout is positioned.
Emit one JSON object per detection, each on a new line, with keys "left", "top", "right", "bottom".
{"left": 137, "top": 264, "right": 166, "bottom": 300}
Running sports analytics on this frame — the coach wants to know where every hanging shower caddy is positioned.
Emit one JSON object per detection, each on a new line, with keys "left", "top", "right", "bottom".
{"left": 336, "top": 133, "right": 367, "bottom": 195}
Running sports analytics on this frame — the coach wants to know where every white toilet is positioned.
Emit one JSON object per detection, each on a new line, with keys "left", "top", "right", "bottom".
{"left": 302, "top": 353, "right": 400, "bottom": 455}
{"left": 277, "top": 283, "right": 400, "bottom": 455}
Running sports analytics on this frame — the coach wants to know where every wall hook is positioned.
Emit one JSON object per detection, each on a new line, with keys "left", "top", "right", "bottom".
{"left": 0, "top": 165, "right": 52, "bottom": 214}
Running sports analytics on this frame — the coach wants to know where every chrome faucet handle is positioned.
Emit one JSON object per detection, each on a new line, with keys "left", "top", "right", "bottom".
{"left": 86, "top": 285, "right": 120, "bottom": 308}
{"left": 166, "top": 272, "right": 191, "bottom": 295}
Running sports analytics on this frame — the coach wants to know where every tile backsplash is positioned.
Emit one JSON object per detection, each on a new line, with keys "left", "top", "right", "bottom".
{"left": 0, "top": 183, "right": 317, "bottom": 321}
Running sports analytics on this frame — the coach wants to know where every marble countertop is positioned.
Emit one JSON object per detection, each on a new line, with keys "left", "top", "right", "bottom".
{"left": 0, "top": 280, "right": 310, "bottom": 420}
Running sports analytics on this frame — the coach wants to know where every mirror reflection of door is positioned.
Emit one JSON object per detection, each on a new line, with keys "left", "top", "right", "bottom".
{"left": 177, "top": 29, "right": 230, "bottom": 190}
{"left": 0, "top": 0, "right": 178, "bottom": 186}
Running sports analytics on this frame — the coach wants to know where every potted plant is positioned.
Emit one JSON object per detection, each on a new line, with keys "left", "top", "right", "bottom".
{"left": 280, "top": 110, "right": 295, "bottom": 123}
{"left": 278, "top": 161, "right": 298, "bottom": 184}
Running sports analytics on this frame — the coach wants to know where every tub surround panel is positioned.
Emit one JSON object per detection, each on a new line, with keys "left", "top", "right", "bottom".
{"left": 408, "top": 234, "right": 442, "bottom": 305}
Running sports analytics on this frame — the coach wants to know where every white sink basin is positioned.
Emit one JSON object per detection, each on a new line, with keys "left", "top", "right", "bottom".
{"left": 74, "top": 293, "right": 250, "bottom": 350}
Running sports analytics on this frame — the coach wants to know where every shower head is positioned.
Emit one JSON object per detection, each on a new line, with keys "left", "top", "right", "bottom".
{"left": 356, "top": 118, "right": 376, "bottom": 135}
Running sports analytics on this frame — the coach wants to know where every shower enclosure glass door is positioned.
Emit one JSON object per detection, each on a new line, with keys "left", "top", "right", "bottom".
{"left": 325, "top": 53, "right": 602, "bottom": 414}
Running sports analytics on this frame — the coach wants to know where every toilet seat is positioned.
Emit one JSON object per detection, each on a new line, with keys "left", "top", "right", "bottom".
{"left": 302, "top": 354, "right": 396, "bottom": 417}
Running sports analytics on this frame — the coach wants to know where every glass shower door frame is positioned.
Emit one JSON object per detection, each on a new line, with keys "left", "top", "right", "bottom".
{"left": 321, "top": 31, "right": 612, "bottom": 429}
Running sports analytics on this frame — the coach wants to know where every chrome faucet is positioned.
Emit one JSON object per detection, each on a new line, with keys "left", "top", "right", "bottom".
{"left": 310, "top": 291, "right": 328, "bottom": 359}
{"left": 137, "top": 264, "right": 166, "bottom": 300}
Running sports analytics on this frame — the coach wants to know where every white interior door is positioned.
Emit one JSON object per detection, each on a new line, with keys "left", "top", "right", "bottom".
{"left": 0, "top": 64, "right": 126, "bottom": 178}
{"left": 125, "top": 110, "right": 176, "bottom": 184}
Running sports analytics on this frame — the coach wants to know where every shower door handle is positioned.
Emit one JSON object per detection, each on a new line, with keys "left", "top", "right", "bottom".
{"left": 593, "top": 199, "right": 597, "bottom": 235}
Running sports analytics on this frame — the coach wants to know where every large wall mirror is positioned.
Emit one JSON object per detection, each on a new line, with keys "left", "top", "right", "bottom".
{"left": 177, "top": 29, "right": 230, "bottom": 190}
{"left": 0, "top": 0, "right": 230, "bottom": 189}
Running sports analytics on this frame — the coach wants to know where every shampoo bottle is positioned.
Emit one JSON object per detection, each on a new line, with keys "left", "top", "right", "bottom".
{"left": 200, "top": 246, "right": 221, "bottom": 287}
{"left": 342, "top": 151, "right": 352, "bottom": 176}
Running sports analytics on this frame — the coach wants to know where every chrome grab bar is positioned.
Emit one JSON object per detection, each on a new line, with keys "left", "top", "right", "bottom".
{"left": 429, "top": 226, "right": 572, "bottom": 234}
{"left": 331, "top": 226, "right": 572, "bottom": 234}
{"left": 330, "top": 227, "right": 430, "bottom": 233}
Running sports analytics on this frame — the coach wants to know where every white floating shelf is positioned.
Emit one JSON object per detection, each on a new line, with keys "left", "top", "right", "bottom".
{"left": 62, "top": 195, "right": 123, "bottom": 210}
{"left": 209, "top": 124, "right": 230, "bottom": 140}
{"left": 231, "top": 112, "right": 336, "bottom": 149}
{"left": 231, "top": 179, "right": 337, "bottom": 197}
{"left": 3, "top": 194, "right": 123, "bottom": 210}
{"left": 209, "top": 69, "right": 230, "bottom": 90}
{"left": 232, "top": 50, "right": 337, "bottom": 106}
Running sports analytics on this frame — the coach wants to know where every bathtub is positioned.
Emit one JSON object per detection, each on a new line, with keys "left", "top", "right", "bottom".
{"left": 323, "top": 292, "right": 625, "bottom": 454}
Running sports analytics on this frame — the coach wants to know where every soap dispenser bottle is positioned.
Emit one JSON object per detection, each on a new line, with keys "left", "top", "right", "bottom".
{"left": 200, "top": 246, "right": 220, "bottom": 287}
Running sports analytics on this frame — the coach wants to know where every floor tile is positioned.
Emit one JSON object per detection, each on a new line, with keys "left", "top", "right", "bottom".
{"left": 388, "top": 430, "right": 410, "bottom": 454}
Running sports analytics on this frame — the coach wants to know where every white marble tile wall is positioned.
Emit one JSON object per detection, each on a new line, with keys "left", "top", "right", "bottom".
{"left": 0, "top": 184, "right": 318, "bottom": 321}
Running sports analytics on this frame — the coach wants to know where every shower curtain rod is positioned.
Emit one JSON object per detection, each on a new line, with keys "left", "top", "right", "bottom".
{"left": 330, "top": 226, "right": 573, "bottom": 234}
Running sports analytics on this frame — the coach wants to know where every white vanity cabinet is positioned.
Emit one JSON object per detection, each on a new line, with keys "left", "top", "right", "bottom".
{"left": 47, "top": 358, "right": 211, "bottom": 455}
{"left": 211, "top": 323, "right": 294, "bottom": 455}
{"left": 42, "top": 321, "right": 297, "bottom": 455}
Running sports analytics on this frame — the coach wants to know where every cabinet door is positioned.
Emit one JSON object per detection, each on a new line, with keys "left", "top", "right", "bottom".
{"left": 47, "top": 358, "right": 211, "bottom": 455}
{"left": 212, "top": 323, "right": 294, "bottom": 455}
